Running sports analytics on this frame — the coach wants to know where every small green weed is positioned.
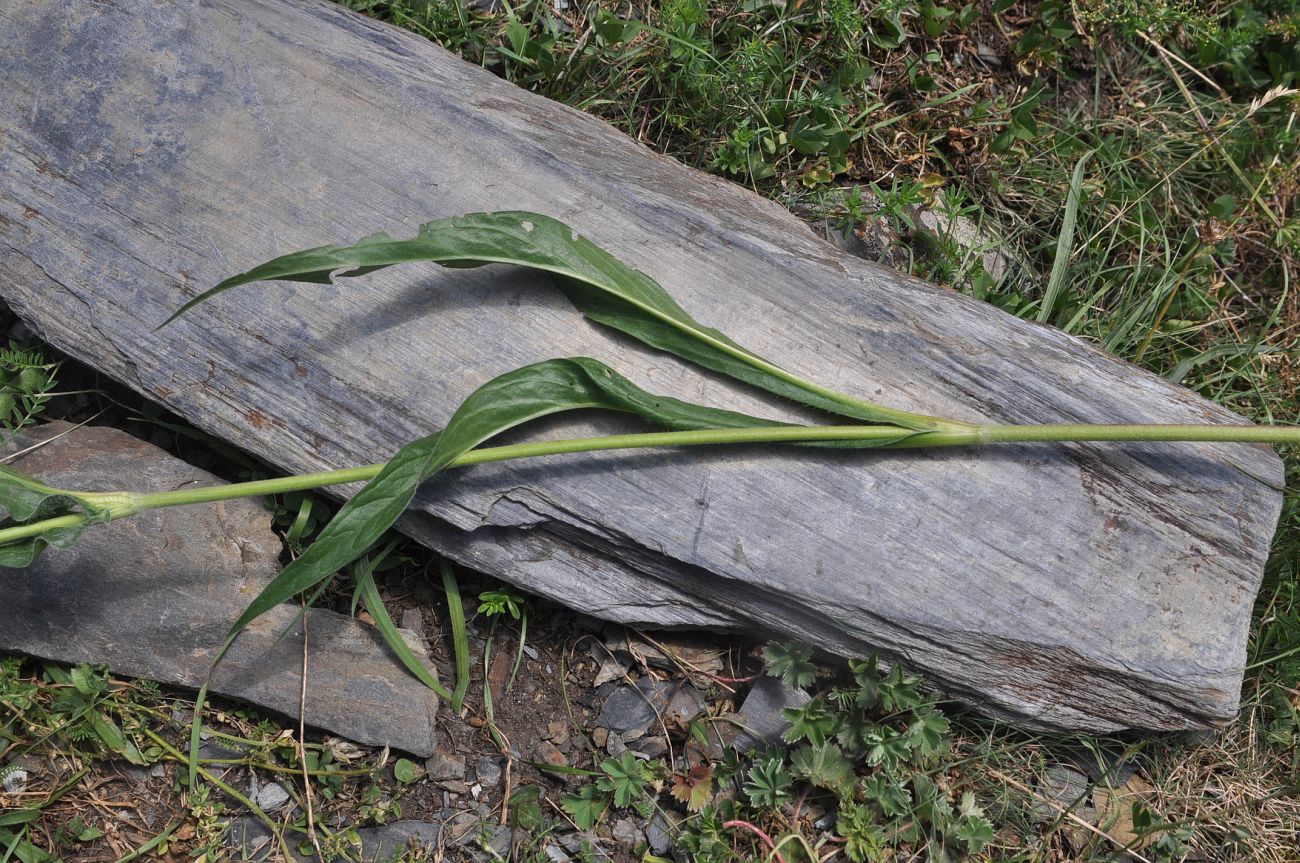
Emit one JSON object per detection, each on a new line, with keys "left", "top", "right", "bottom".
{"left": 480, "top": 588, "right": 529, "bottom": 694}
{"left": 562, "top": 750, "right": 664, "bottom": 829}
{"left": 672, "top": 645, "right": 993, "bottom": 863}
{"left": 0, "top": 342, "right": 59, "bottom": 444}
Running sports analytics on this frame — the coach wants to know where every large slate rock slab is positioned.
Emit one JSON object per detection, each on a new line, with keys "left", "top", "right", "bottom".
{"left": 0, "top": 422, "right": 440, "bottom": 756}
{"left": 0, "top": 0, "right": 1284, "bottom": 731}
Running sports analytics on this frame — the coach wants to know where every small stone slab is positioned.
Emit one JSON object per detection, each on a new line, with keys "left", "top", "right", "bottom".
{"left": 0, "top": 421, "right": 439, "bottom": 756}
{"left": 736, "top": 676, "right": 812, "bottom": 751}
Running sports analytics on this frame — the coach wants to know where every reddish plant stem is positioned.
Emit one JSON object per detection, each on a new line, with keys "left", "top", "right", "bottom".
{"left": 723, "top": 819, "right": 788, "bottom": 863}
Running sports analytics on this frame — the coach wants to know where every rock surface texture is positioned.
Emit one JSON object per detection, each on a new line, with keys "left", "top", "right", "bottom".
{"left": 0, "top": 0, "right": 1285, "bottom": 731}
{"left": 0, "top": 422, "right": 440, "bottom": 755}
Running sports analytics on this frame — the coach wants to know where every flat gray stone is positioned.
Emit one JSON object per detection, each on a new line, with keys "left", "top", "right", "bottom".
{"left": 425, "top": 747, "right": 467, "bottom": 781}
{"left": 1032, "top": 764, "right": 1094, "bottom": 824}
{"left": 254, "top": 781, "right": 290, "bottom": 813}
{"left": 475, "top": 755, "right": 502, "bottom": 787}
{"left": 0, "top": 422, "right": 439, "bottom": 755}
{"left": 611, "top": 818, "right": 642, "bottom": 847}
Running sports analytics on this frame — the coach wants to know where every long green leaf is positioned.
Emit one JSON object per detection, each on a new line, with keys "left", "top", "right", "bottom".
{"left": 162, "top": 211, "right": 949, "bottom": 430}
{"left": 558, "top": 278, "right": 912, "bottom": 424}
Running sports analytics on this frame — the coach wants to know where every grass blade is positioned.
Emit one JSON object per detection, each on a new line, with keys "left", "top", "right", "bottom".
{"left": 354, "top": 542, "right": 453, "bottom": 702}
{"left": 162, "top": 211, "right": 956, "bottom": 431}
{"left": 441, "top": 560, "right": 470, "bottom": 715}
{"left": 1038, "top": 151, "right": 1093, "bottom": 324}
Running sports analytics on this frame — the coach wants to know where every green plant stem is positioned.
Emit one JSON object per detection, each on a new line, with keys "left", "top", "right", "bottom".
{"left": 5, "top": 421, "right": 1299, "bottom": 549}
{"left": 972, "top": 423, "right": 1300, "bottom": 444}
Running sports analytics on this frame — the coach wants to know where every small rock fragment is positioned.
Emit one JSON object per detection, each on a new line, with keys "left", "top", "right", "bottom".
{"left": 630, "top": 735, "right": 668, "bottom": 759}
{"left": 255, "top": 781, "right": 290, "bottom": 812}
{"left": 611, "top": 818, "right": 642, "bottom": 847}
{"left": 592, "top": 655, "right": 630, "bottom": 688}
{"left": 646, "top": 812, "right": 678, "bottom": 855}
{"left": 358, "top": 820, "right": 442, "bottom": 859}
{"left": 475, "top": 756, "right": 503, "bottom": 787}
{"left": 597, "top": 678, "right": 675, "bottom": 736}
{"left": 483, "top": 825, "right": 513, "bottom": 858}
{"left": 736, "top": 676, "right": 811, "bottom": 751}
{"left": 535, "top": 740, "right": 568, "bottom": 769}
{"left": 546, "top": 721, "right": 570, "bottom": 746}
{"left": 0, "top": 423, "right": 440, "bottom": 755}
{"left": 1032, "top": 764, "right": 1093, "bottom": 824}
{"left": 426, "top": 747, "right": 467, "bottom": 782}
{"left": 441, "top": 809, "right": 485, "bottom": 845}
{"left": 907, "top": 204, "right": 1021, "bottom": 287}
{"left": 400, "top": 608, "right": 426, "bottom": 641}
{"left": 666, "top": 685, "right": 705, "bottom": 727}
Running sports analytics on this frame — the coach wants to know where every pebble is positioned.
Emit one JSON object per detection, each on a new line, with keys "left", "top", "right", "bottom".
{"left": 399, "top": 608, "right": 426, "bottom": 641}
{"left": 484, "top": 825, "right": 513, "bottom": 858}
{"left": 1032, "top": 764, "right": 1094, "bottom": 823}
{"left": 255, "top": 781, "right": 290, "bottom": 812}
{"left": 666, "top": 685, "right": 705, "bottom": 726}
{"left": 630, "top": 735, "right": 668, "bottom": 759}
{"left": 736, "top": 676, "right": 810, "bottom": 751}
{"left": 592, "top": 656, "right": 630, "bottom": 687}
{"left": 546, "top": 721, "right": 570, "bottom": 746}
{"left": 611, "top": 818, "right": 642, "bottom": 848}
{"left": 597, "top": 678, "right": 676, "bottom": 736}
{"left": 475, "top": 756, "right": 503, "bottom": 787}
{"left": 646, "top": 812, "right": 677, "bottom": 855}
{"left": 535, "top": 740, "right": 568, "bottom": 768}
{"left": 442, "top": 809, "right": 485, "bottom": 845}
{"left": 425, "top": 747, "right": 468, "bottom": 782}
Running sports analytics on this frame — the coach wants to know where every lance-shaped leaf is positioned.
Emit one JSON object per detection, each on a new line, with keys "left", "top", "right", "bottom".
{"left": 162, "top": 211, "right": 946, "bottom": 430}
{"left": 232, "top": 360, "right": 858, "bottom": 632}
{"left": 220, "top": 355, "right": 917, "bottom": 645}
